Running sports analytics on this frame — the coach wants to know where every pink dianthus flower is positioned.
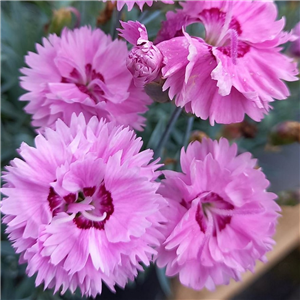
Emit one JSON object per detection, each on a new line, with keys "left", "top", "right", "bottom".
{"left": 156, "top": 138, "right": 280, "bottom": 290}
{"left": 20, "top": 26, "right": 151, "bottom": 131}
{"left": 102, "top": 0, "right": 173, "bottom": 11}
{"left": 156, "top": 1, "right": 298, "bottom": 124}
{"left": 1, "top": 113, "right": 165, "bottom": 297}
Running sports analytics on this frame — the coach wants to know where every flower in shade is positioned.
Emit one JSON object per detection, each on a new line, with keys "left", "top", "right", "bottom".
{"left": 1, "top": 113, "right": 165, "bottom": 297}
{"left": 154, "top": 9, "right": 188, "bottom": 45}
{"left": 290, "top": 22, "right": 300, "bottom": 57}
{"left": 155, "top": 1, "right": 298, "bottom": 124}
{"left": 156, "top": 138, "right": 280, "bottom": 290}
{"left": 119, "top": 21, "right": 163, "bottom": 87}
{"left": 19, "top": 26, "right": 151, "bottom": 131}
{"left": 102, "top": 0, "right": 173, "bottom": 11}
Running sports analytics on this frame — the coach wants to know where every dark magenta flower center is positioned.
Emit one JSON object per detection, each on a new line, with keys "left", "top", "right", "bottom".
{"left": 199, "top": 7, "right": 250, "bottom": 61}
{"left": 199, "top": 8, "right": 241, "bottom": 45}
{"left": 47, "top": 182, "right": 114, "bottom": 230}
{"left": 195, "top": 192, "right": 234, "bottom": 236}
{"left": 61, "top": 63, "right": 105, "bottom": 104}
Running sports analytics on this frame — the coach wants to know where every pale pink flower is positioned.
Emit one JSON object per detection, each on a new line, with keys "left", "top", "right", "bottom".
{"left": 156, "top": 138, "right": 280, "bottom": 290}
{"left": 156, "top": 1, "right": 298, "bottom": 124}
{"left": 1, "top": 113, "right": 165, "bottom": 297}
{"left": 19, "top": 26, "right": 151, "bottom": 131}
{"left": 119, "top": 21, "right": 163, "bottom": 87}
{"left": 102, "top": 0, "right": 173, "bottom": 11}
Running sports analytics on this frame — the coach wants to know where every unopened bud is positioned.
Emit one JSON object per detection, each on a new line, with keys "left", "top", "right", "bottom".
{"left": 163, "top": 158, "right": 177, "bottom": 166}
{"left": 221, "top": 120, "right": 257, "bottom": 140}
{"left": 277, "top": 189, "right": 300, "bottom": 206}
{"left": 190, "top": 131, "right": 208, "bottom": 143}
{"left": 270, "top": 121, "right": 300, "bottom": 145}
{"left": 118, "top": 20, "right": 164, "bottom": 88}
{"left": 97, "top": 1, "right": 116, "bottom": 25}
{"left": 48, "top": 7, "right": 80, "bottom": 35}
{"left": 127, "top": 42, "right": 163, "bottom": 87}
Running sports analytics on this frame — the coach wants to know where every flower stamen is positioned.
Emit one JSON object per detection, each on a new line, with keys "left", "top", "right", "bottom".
{"left": 81, "top": 210, "right": 107, "bottom": 222}
{"left": 230, "top": 29, "right": 238, "bottom": 64}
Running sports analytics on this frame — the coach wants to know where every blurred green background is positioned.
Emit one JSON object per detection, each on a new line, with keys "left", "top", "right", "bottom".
{"left": 1, "top": 1, "right": 299, "bottom": 300}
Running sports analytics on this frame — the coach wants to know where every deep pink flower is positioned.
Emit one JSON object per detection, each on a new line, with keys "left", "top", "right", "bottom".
{"left": 156, "top": 1, "right": 298, "bottom": 124}
{"left": 19, "top": 26, "right": 151, "bottom": 131}
{"left": 1, "top": 114, "right": 165, "bottom": 297}
{"left": 119, "top": 21, "right": 163, "bottom": 87}
{"left": 102, "top": 0, "right": 173, "bottom": 11}
{"left": 154, "top": 9, "right": 188, "bottom": 45}
{"left": 156, "top": 138, "right": 280, "bottom": 290}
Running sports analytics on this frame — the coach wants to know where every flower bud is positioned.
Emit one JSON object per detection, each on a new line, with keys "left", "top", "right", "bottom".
{"left": 48, "top": 7, "right": 80, "bottom": 35}
{"left": 189, "top": 130, "right": 208, "bottom": 143}
{"left": 271, "top": 121, "right": 300, "bottom": 145}
{"left": 221, "top": 120, "right": 258, "bottom": 140}
{"left": 97, "top": 1, "right": 116, "bottom": 25}
{"left": 127, "top": 42, "right": 163, "bottom": 87}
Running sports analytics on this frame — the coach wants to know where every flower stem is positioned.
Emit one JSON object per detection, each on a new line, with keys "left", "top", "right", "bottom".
{"left": 153, "top": 106, "right": 182, "bottom": 160}
{"left": 183, "top": 116, "right": 194, "bottom": 149}
{"left": 175, "top": 115, "right": 194, "bottom": 171}
{"left": 111, "top": 8, "right": 123, "bottom": 40}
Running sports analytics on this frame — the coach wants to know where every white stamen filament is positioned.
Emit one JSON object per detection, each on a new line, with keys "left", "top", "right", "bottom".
{"left": 210, "top": 207, "right": 235, "bottom": 216}
{"left": 80, "top": 196, "right": 93, "bottom": 204}
{"left": 81, "top": 210, "right": 107, "bottom": 222}
{"left": 197, "top": 209, "right": 214, "bottom": 256}
{"left": 230, "top": 29, "right": 238, "bottom": 64}
{"left": 210, "top": 206, "right": 265, "bottom": 216}
{"left": 205, "top": 209, "right": 214, "bottom": 238}
{"left": 54, "top": 213, "right": 76, "bottom": 224}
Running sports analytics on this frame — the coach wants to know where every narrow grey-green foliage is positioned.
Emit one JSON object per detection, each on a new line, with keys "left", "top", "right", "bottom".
{"left": 1, "top": 1, "right": 299, "bottom": 299}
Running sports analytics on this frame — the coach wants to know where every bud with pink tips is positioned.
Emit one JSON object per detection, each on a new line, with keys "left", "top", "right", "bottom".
{"left": 119, "top": 21, "right": 163, "bottom": 87}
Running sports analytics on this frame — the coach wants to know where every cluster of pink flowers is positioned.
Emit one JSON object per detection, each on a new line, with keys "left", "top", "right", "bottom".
{"left": 121, "top": 1, "right": 298, "bottom": 124}
{"left": 1, "top": 0, "right": 297, "bottom": 298}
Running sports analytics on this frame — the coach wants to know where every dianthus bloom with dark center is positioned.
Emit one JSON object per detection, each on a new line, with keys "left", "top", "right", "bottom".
{"left": 20, "top": 26, "right": 151, "bottom": 131}
{"left": 156, "top": 138, "right": 280, "bottom": 290}
{"left": 155, "top": 1, "right": 298, "bottom": 124}
{"left": 1, "top": 114, "right": 166, "bottom": 297}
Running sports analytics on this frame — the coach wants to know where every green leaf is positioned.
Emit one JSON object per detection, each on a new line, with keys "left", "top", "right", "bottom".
{"left": 146, "top": 117, "right": 166, "bottom": 150}
{"left": 14, "top": 276, "right": 37, "bottom": 299}
{"left": 1, "top": 241, "right": 15, "bottom": 256}
{"left": 1, "top": 97, "right": 23, "bottom": 119}
{"left": 156, "top": 266, "right": 172, "bottom": 297}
